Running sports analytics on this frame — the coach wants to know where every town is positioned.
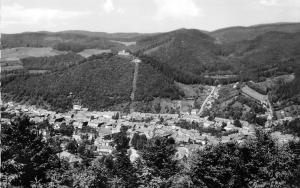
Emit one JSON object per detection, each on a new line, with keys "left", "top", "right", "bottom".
{"left": 1, "top": 94, "right": 297, "bottom": 166}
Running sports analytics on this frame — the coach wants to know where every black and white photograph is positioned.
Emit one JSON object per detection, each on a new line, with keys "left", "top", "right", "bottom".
{"left": 1, "top": 0, "right": 300, "bottom": 187}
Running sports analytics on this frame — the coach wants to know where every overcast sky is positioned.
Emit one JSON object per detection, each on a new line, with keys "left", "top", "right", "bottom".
{"left": 1, "top": 0, "right": 300, "bottom": 33}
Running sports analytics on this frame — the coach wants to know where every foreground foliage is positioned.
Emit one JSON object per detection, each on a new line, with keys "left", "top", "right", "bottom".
{"left": 1, "top": 115, "right": 300, "bottom": 187}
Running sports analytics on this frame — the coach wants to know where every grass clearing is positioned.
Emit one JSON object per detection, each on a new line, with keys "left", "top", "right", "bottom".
{"left": 1, "top": 47, "right": 66, "bottom": 61}
{"left": 242, "top": 85, "right": 268, "bottom": 102}
{"left": 78, "top": 49, "right": 111, "bottom": 58}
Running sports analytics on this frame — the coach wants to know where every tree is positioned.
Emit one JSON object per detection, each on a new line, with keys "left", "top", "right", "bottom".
{"left": 110, "top": 126, "right": 138, "bottom": 187}
{"left": 137, "top": 136, "right": 178, "bottom": 186}
{"left": 1, "top": 115, "right": 60, "bottom": 186}
{"left": 189, "top": 129, "right": 300, "bottom": 187}
{"left": 131, "top": 133, "right": 148, "bottom": 150}
{"left": 59, "top": 123, "right": 74, "bottom": 137}
{"left": 66, "top": 139, "right": 78, "bottom": 154}
{"left": 233, "top": 119, "right": 242, "bottom": 128}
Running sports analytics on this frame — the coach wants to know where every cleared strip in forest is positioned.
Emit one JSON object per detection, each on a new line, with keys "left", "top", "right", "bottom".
{"left": 130, "top": 61, "right": 140, "bottom": 101}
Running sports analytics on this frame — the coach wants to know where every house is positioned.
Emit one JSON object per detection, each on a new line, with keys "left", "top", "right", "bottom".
{"left": 94, "top": 137, "right": 114, "bottom": 154}
{"left": 72, "top": 134, "right": 82, "bottom": 142}
{"left": 118, "top": 50, "right": 130, "bottom": 56}
{"left": 129, "top": 148, "right": 140, "bottom": 162}
{"left": 54, "top": 122, "right": 62, "bottom": 130}
{"left": 131, "top": 58, "right": 141, "bottom": 63}
{"left": 175, "top": 147, "right": 189, "bottom": 159}
{"left": 73, "top": 121, "right": 82, "bottom": 129}
{"left": 97, "top": 145, "right": 113, "bottom": 154}
{"left": 57, "top": 151, "right": 82, "bottom": 165}
{"left": 191, "top": 109, "right": 198, "bottom": 115}
{"left": 73, "top": 104, "right": 81, "bottom": 111}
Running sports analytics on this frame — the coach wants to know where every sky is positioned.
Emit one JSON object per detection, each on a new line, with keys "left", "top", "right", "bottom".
{"left": 1, "top": 0, "right": 300, "bottom": 33}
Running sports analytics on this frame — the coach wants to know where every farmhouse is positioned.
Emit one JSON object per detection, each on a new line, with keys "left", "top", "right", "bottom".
{"left": 118, "top": 50, "right": 130, "bottom": 56}
{"left": 132, "top": 58, "right": 141, "bottom": 63}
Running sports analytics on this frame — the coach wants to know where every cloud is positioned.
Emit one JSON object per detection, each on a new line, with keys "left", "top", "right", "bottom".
{"left": 103, "top": 0, "right": 115, "bottom": 12}
{"left": 102, "top": 0, "right": 125, "bottom": 14}
{"left": 2, "top": 3, "right": 90, "bottom": 29}
{"left": 154, "top": 0, "right": 202, "bottom": 20}
{"left": 259, "top": 0, "right": 300, "bottom": 7}
{"left": 259, "top": 0, "right": 278, "bottom": 6}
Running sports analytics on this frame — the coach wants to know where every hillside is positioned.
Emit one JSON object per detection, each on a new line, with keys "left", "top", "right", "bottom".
{"left": 2, "top": 54, "right": 181, "bottom": 112}
{"left": 3, "top": 22, "right": 300, "bottom": 112}
{"left": 59, "top": 30, "right": 156, "bottom": 41}
{"left": 1, "top": 32, "right": 124, "bottom": 51}
{"left": 223, "top": 31, "right": 300, "bottom": 81}
{"left": 211, "top": 22, "right": 300, "bottom": 43}
{"left": 132, "top": 29, "right": 232, "bottom": 84}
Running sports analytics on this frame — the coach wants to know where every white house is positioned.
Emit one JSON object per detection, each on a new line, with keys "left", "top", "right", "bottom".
{"left": 118, "top": 50, "right": 130, "bottom": 56}
{"left": 131, "top": 58, "right": 141, "bottom": 63}
{"left": 73, "top": 104, "right": 81, "bottom": 111}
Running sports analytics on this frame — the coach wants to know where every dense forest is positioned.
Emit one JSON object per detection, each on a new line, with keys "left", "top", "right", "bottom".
{"left": 21, "top": 53, "right": 85, "bottom": 71}
{"left": 2, "top": 24, "right": 300, "bottom": 112}
{"left": 2, "top": 54, "right": 182, "bottom": 112}
{"left": 1, "top": 115, "right": 300, "bottom": 187}
{"left": 2, "top": 54, "right": 133, "bottom": 112}
{"left": 132, "top": 29, "right": 300, "bottom": 87}
{"left": 1, "top": 32, "right": 124, "bottom": 51}
{"left": 135, "top": 63, "right": 182, "bottom": 101}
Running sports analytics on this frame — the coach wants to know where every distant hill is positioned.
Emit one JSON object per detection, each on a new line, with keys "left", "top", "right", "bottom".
{"left": 211, "top": 22, "right": 300, "bottom": 43}
{"left": 1, "top": 32, "right": 124, "bottom": 51}
{"left": 2, "top": 22, "right": 300, "bottom": 111}
{"left": 59, "top": 30, "right": 157, "bottom": 41}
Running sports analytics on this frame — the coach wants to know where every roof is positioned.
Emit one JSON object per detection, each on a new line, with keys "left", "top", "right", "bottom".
{"left": 57, "top": 151, "right": 82, "bottom": 163}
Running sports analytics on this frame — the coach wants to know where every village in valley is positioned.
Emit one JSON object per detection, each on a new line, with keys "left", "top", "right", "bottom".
{"left": 1, "top": 72, "right": 298, "bottom": 165}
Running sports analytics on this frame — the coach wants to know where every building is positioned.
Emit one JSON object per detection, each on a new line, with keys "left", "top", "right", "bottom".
{"left": 131, "top": 58, "right": 141, "bottom": 63}
{"left": 73, "top": 104, "right": 81, "bottom": 111}
{"left": 118, "top": 50, "right": 130, "bottom": 56}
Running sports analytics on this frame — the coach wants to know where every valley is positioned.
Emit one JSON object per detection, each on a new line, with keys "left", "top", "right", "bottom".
{"left": 1, "top": 22, "right": 300, "bottom": 188}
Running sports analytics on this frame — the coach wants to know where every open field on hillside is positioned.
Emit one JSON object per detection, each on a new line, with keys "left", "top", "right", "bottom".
{"left": 1, "top": 60, "right": 23, "bottom": 71}
{"left": 204, "top": 74, "right": 238, "bottom": 79}
{"left": 1, "top": 47, "right": 66, "bottom": 61}
{"left": 242, "top": 85, "right": 268, "bottom": 102}
{"left": 111, "top": 40, "right": 136, "bottom": 46}
{"left": 78, "top": 49, "right": 111, "bottom": 58}
{"left": 28, "top": 70, "right": 50, "bottom": 74}
{"left": 174, "top": 82, "right": 212, "bottom": 99}
{"left": 258, "top": 74, "right": 295, "bottom": 89}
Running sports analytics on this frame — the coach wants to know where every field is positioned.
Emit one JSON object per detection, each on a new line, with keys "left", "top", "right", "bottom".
{"left": 1, "top": 60, "right": 23, "bottom": 71}
{"left": 1, "top": 47, "right": 66, "bottom": 61}
{"left": 28, "top": 70, "right": 50, "bottom": 74}
{"left": 174, "top": 82, "right": 212, "bottom": 98}
{"left": 241, "top": 85, "right": 268, "bottom": 102}
{"left": 217, "top": 84, "right": 239, "bottom": 103}
{"left": 204, "top": 74, "right": 238, "bottom": 79}
{"left": 78, "top": 49, "right": 111, "bottom": 58}
{"left": 258, "top": 74, "right": 295, "bottom": 89}
{"left": 111, "top": 40, "right": 136, "bottom": 46}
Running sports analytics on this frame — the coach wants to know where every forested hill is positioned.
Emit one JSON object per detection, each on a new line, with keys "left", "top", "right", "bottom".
{"left": 131, "top": 27, "right": 300, "bottom": 82}
{"left": 2, "top": 22, "right": 300, "bottom": 111}
{"left": 131, "top": 29, "right": 230, "bottom": 84}
{"left": 2, "top": 53, "right": 180, "bottom": 112}
{"left": 1, "top": 32, "right": 124, "bottom": 50}
{"left": 211, "top": 22, "right": 300, "bottom": 43}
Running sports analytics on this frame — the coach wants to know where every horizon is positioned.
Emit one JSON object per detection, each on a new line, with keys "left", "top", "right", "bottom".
{"left": 3, "top": 22, "right": 300, "bottom": 35}
{"left": 2, "top": 0, "right": 300, "bottom": 34}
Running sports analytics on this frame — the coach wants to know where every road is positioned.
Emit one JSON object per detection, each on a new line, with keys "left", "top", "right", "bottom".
{"left": 198, "top": 86, "right": 216, "bottom": 115}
